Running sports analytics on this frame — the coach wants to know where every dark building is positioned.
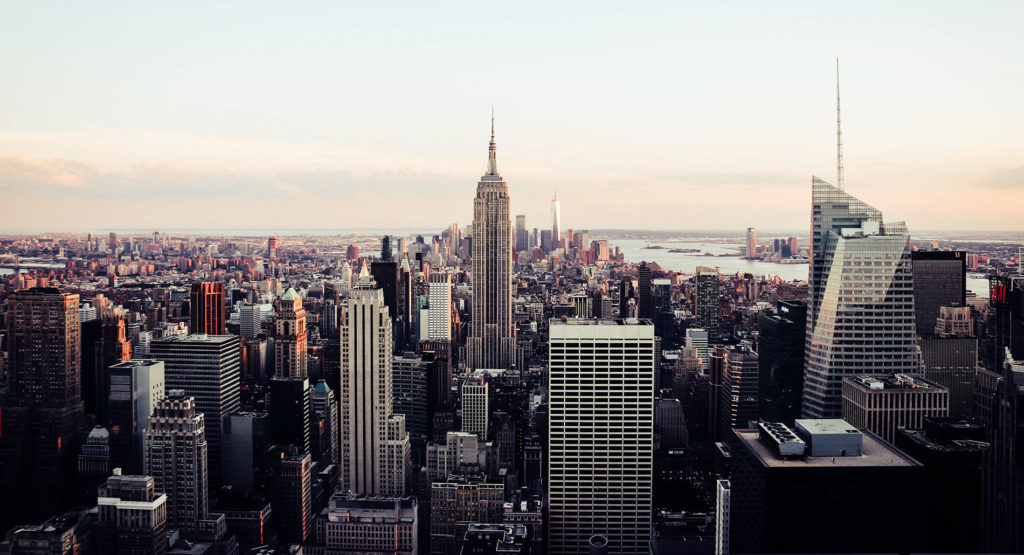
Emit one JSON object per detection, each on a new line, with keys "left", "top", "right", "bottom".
{"left": 618, "top": 279, "right": 636, "bottom": 318}
{"left": 269, "top": 376, "right": 311, "bottom": 455}
{"left": 190, "top": 282, "right": 226, "bottom": 335}
{"left": 981, "top": 345, "right": 1024, "bottom": 552}
{"left": 380, "top": 235, "right": 393, "bottom": 262}
{"left": 729, "top": 420, "right": 927, "bottom": 553}
{"left": 757, "top": 300, "right": 806, "bottom": 423}
{"left": 912, "top": 250, "right": 966, "bottom": 336}
{"left": 987, "top": 274, "right": 1024, "bottom": 372}
{"left": 695, "top": 267, "right": 720, "bottom": 343}
{"left": 720, "top": 346, "right": 758, "bottom": 437}
{"left": 393, "top": 353, "right": 429, "bottom": 466}
{"left": 637, "top": 262, "right": 654, "bottom": 319}
{"left": 96, "top": 471, "right": 168, "bottom": 555}
{"left": 150, "top": 333, "right": 241, "bottom": 487}
{"left": 0, "top": 288, "right": 84, "bottom": 531}
{"left": 895, "top": 417, "right": 987, "bottom": 553}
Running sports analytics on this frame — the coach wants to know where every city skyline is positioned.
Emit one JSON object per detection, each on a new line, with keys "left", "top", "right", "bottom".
{"left": 1, "top": 3, "right": 1023, "bottom": 232}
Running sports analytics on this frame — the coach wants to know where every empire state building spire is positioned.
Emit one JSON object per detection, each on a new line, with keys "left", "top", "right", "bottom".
{"left": 485, "top": 108, "right": 499, "bottom": 177}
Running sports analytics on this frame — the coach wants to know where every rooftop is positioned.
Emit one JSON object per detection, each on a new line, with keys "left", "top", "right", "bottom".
{"left": 848, "top": 374, "right": 942, "bottom": 391}
{"left": 735, "top": 428, "right": 919, "bottom": 468}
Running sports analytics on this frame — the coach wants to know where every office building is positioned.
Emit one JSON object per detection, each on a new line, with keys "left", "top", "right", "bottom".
{"left": 548, "top": 319, "right": 655, "bottom": 554}
{"left": 427, "top": 273, "right": 452, "bottom": 341}
{"left": 720, "top": 346, "right": 759, "bottom": 434}
{"left": 841, "top": 374, "right": 949, "bottom": 445}
{"left": 143, "top": 390, "right": 208, "bottom": 532}
{"left": 745, "top": 227, "right": 757, "bottom": 259}
{"left": 430, "top": 472, "right": 505, "bottom": 553}
{"left": 757, "top": 301, "right": 806, "bottom": 423}
{"left": 920, "top": 305, "right": 977, "bottom": 419}
{"left": 150, "top": 334, "right": 241, "bottom": 487}
{"left": 637, "top": 262, "right": 653, "bottom": 319}
{"left": 467, "top": 116, "right": 516, "bottom": 370}
{"left": 912, "top": 250, "right": 966, "bottom": 336}
{"left": 729, "top": 420, "right": 926, "bottom": 553}
{"left": 190, "top": 282, "right": 225, "bottom": 335}
{"left": 987, "top": 274, "right": 1024, "bottom": 373}
{"left": 317, "top": 493, "right": 417, "bottom": 554}
{"left": 393, "top": 354, "right": 429, "bottom": 464}
{"left": 982, "top": 347, "right": 1024, "bottom": 551}
{"left": 685, "top": 328, "right": 710, "bottom": 372}
{"left": 222, "top": 412, "right": 270, "bottom": 493}
{"left": 339, "top": 283, "right": 410, "bottom": 495}
{"left": 695, "top": 267, "right": 720, "bottom": 343}
{"left": 108, "top": 359, "right": 166, "bottom": 474}
{"left": 239, "top": 304, "right": 262, "bottom": 341}
{"left": 0, "top": 288, "right": 84, "bottom": 529}
{"left": 551, "top": 192, "right": 561, "bottom": 249}
{"left": 515, "top": 214, "right": 528, "bottom": 253}
{"left": 267, "top": 236, "right": 279, "bottom": 260}
{"left": 895, "top": 418, "right": 987, "bottom": 553}
{"left": 425, "top": 431, "right": 490, "bottom": 483}
{"left": 461, "top": 376, "right": 489, "bottom": 440}
{"left": 310, "top": 380, "right": 340, "bottom": 467}
{"left": 715, "top": 480, "right": 730, "bottom": 555}
{"left": 274, "top": 288, "right": 308, "bottom": 378}
{"left": 96, "top": 470, "right": 168, "bottom": 555}
{"left": 803, "top": 177, "right": 920, "bottom": 418}
{"left": 3, "top": 508, "right": 95, "bottom": 555}
{"left": 269, "top": 376, "right": 310, "bottom": 454}
{"left": 273, "top": 451, "right": 312, "bottom": 544}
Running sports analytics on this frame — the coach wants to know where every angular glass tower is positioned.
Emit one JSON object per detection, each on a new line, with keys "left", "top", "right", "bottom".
{"left": 802, "top": 177, "right": 920, "bottom": 418}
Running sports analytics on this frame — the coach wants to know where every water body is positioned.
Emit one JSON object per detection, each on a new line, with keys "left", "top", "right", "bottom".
{"left": 610, "top": 238, "right": 991, "bottom": 298}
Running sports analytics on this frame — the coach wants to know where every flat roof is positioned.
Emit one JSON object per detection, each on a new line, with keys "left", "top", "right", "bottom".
{"left": 795, "top": 419, "right": 860, "bottom": 435}
{"left": 735, "top": 429, "right": 919, "bottom": 468}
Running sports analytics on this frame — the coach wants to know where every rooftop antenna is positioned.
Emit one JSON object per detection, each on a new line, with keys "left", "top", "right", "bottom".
{"left": 836, "top": 57, "right": 845, "bottom": 190}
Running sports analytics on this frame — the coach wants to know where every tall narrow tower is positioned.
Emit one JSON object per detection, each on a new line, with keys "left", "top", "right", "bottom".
{"left": 551, "top": 190, "right": 561, "bottom": 250}
{"left": 467, "top": 114, "right": 515, "bottom": 370}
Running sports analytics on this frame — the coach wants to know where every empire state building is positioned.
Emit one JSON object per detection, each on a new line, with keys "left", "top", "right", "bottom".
{"left": 467, "top": 116, "right": 515, "bottom": 369}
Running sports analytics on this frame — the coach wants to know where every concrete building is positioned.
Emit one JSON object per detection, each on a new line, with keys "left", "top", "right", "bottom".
{"left": 425, "top": 431, "right": 490, "bottom": 483}
{"left": 548, "top": 319, "right": 655, "bottom": 554}
{"left": 108, "top": 359, "right": 166, "bottom": 474}
{"left": 695, "top": 267, "right": 720, "bottom": 343}
{"left": 467, "top": 116, "right": 516, "bottom": 370}
{"left": 273, "top": 288, "right": 308, "bottom": 378}
{"left": 430, "top": 472, "right": 505, "bottom": 553}
{"left": 239, "top": 304, "right": 262, "bottom": 341}
{"left": 461, "top": 376, "right": 489, "bottom": 440}
{"left": 339, "top": 283, "right": 410, "bottom": 495}
{"left": 841, "top": 374, "right": 949, "bottom": 445}
{"left": 97, "top": 470, "right": 168, "bottom": 555}
{"left": 745, "top": 227, "right": 757, "bottom": 259}
{"left": 427, "top": 273, "right": 452, "bottom": 341}
{"left": 143, "top": 390, "right": 208, "bottom": 532}
{"left": 317, "top": 493, "right": 418, "bottom": 554}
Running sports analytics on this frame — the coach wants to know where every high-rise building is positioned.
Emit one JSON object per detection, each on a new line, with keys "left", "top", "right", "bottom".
{"left": 239, "top": 304, "right": 262, "bottom": 341}
{"left": 189, "top": 282, "right": 226, "bottom": 335}
{"left": 427, "top": 273, "right": 452, "bottom": 341}
{"left": 982, "top": 347, "right": 1024, "bottom": 551}
{"left": 515, "top": 214, "right": 528, "bottom": 253}
{"left": 96, "top": 470, "right": 168, "bottom": 555}
{"left": 920, "top": 305, "right": 977, "bottom": 419}
{"left": 803, "top": 177, "right": 920, "bottom": 418}
{"left": 273, "top": 451, "right": 312, "bottom": 544}
{"left": 551, "top": 192, "right": 562, "bottom": 249}
{"left": 274, "top": 288, "right": 308, "bottom": 378}
{"left": 339, "top": 283, "right": 410, "bottom": 495}
{"left": 757, "top": 301, "right": 806, "bottom": 423}
{"left": 461, "top": 376, "right": 489, "bottom": 440}
{"left": 548, "top": 319, "right": 655, "bottom": 554}
{"left": 222, "top": 412, "right": 270, "bottom": 492}
{"left": 392, "top": 354, "right": 428, "bottom": 464}
{"left": 788, "top": 236, "right": 799, "bottom": 257}
{"left": 637, "top": 262, "right": 654, "bottom": 319}
{"left": 310, "top": 380, "right": 339, "bottom": 467}
{"left": 467, "top": 116, "right": 516, "bottom": 370}
{"left": 720, "top": 346, "right": 759, "bottom": 434}
{"left": 267, "top": 236, "right": 279, "bottom": 260}
{"left": 143, "top": 390, "right": 208, "bottom": 532}
{"left": 0, "top": 288, "right": 84, "bottom": 529}
{"left": 685, "top": 328, "right": 710, "bottom": 372}
{"left": 728, "top": 420, "right": 926, "bottom": 553}
{"left": 150, "top": 334, "right": 241, "bottom": 487}
{"left": 269, "top": 376, "right": 310, "bottom": 454}
{"left": 108, "top": 359, "right": 166, "bottom": 474}
{"left": 745, "top": 227, "right": 758, "bottom": 259}
{"left": 695, "top": 267, "right": 720, "bottom": 343}
{"left": 430, "top": 472, "right": 505, "bottom": 552}
{"left": 911, "top": 250, "right": 966, "bottom": 336}
{"left": 841, "top": 374, "right": 949, "bottom": 445}
{"left": 425, "top": 431, "right": 489, "bottom": 482}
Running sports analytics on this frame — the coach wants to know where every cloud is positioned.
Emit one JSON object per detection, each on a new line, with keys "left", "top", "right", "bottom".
{"left": 978, "top": 167, "right": 1024, "bottom": 189}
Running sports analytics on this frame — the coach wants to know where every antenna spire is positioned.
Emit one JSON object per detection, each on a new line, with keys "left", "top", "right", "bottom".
{"left": 836, "top": 57, "right": 845, "bottom": 190}
{"left": 486, "top": 108, "right": 498, "bottom": 176}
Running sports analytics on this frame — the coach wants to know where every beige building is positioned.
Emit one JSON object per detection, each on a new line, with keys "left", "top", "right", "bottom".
{"left": 841, "top": 374, "right": 949, "bottom": 444}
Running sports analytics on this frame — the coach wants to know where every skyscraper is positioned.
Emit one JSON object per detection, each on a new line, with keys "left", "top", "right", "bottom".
{"left": 461, "top": 376, "right": 489, "bottom": 440}
{"left": 427, "top": 272, "right": 452, "bottom": 341}
{"left": 108, "top": 359, "right": 166, "bottom": 474}
{"left": 144, "top": 389, "right": 208, "bottom": 532}
{"left": 339, "top": 282, "right": 410, "bottom": 495}
{"left": 757, "top": 301, "right": 806, "bottom": 423}
{"left": 310, "top": 380, "right": 339, "bottom": 467}
{"left": 0, "top": 288, "right": 84, "bottom": 529}
{"left": 637, "top": 262, "right": 653, "bottom": 319}
{"left": 551, "top": 191, "right": 561, "bottom": 249}
{"left": 267, "top": 236, "right": 279, "bottom": 260}
{"left": 150, "top": 334, "right": 241, "bottom": 486}
{"left": 190, "top": 282, "right": 225, "bottom": 335}
{"left": 515, "top": 214, "right": 527, "bottom": 252}
{"left": 802, "top": 177, "right": 920, "bottom": 418}
{"left": 911, "top": 250, "right": 967, "bottom": 336}
{"left": 745, "top": 227, "right": 758, "bottom": 259}
{"left": 274, "top": 288, "right": 308, "bottom": 378}
{"left": 695, "top": 266, "right": 720, "bottom": 342}
{"left": 269, "top": 376, "right": 311, "bottom": 454}
{"left": 96, "top": 470, "right": 169, "bottom": 555}
{"left": 467, "top": 115, "right": 516, "bottom": 370}
{"left": 548, "top": 319, "right": 655, "bottom": 554}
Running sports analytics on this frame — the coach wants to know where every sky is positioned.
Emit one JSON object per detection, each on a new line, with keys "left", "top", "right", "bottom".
{"left": 0, "top": 1, "right": 1022, "bottom": 233}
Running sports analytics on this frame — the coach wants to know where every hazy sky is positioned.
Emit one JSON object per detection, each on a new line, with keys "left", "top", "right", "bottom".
{"left": 1, "top": 1, "right": 1021, "bottom": 233}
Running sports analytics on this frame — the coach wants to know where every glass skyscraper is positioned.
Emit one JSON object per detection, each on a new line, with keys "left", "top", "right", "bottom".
{"left": 802, "top": 177, "right": 921, "bottom": 418}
